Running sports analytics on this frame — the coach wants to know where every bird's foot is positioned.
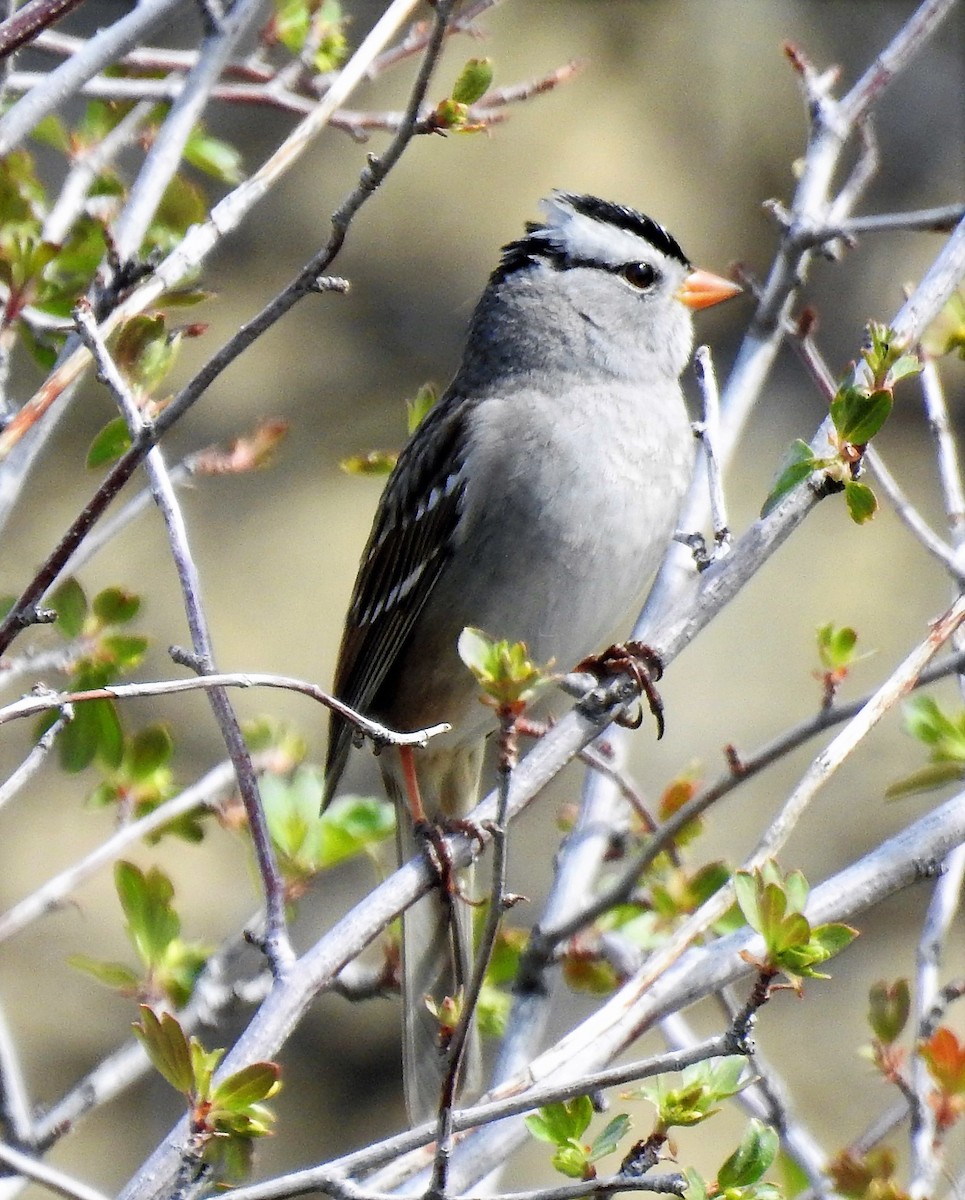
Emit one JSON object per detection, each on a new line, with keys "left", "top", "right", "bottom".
{"left": 577, "top": 641, "right": 666, "bottom": 738}
{"left": 413, "top": 817, "right": 486, "bottom": 903}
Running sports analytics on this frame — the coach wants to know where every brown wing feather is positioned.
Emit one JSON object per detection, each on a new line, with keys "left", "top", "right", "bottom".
{"left": 324, "top": 395, "right": 471, "bottom": 796}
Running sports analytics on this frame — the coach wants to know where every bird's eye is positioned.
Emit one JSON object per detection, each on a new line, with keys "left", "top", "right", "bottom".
{"left": 621, "top": 262, "right": 658, "bottom": 290}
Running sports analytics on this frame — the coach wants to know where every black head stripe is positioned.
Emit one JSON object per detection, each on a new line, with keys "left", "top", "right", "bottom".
{"left": 491, "top": 193, "right": 690, "bottom": 285}
{"left": 557, "top": 193, "right": 690, "bottom": 268}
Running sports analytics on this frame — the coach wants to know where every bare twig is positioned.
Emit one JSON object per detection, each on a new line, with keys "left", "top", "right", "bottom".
{"left": 0, "top": 711, "right": 69, "bottom": 814}
{"left": 0, "top": 669, "right": 450, "bottom": 746}
{"left": 0, "top": 0, "right": 89, "bottom": 60}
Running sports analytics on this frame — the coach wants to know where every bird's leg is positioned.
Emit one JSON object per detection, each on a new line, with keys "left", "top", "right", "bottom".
{"left": 576, "top": 641, "right": 666, "bottom": 738}
{"left": 398, "top": 746, "right": 486, "bottom": 902}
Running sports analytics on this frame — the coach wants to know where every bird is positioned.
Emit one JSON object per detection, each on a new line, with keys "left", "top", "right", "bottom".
{"left": 324, "top": 191, "right": 740, "bottom": 1124}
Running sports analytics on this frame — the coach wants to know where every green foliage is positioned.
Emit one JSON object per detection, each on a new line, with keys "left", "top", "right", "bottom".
{"left": 633, "top": 1057, "right": 747, "bottom": 1131}
{"left": 816, "top": 623, "right": 858, "bottom": 674}
{"left": 457, "top": 626, "right": 547, "bottom": 710}
{"left": 0, "top": 103, "right": 230, "bottom": 379}
{"left": 406, "top": 382, "right": 438, "bottom": 433}
{"left": 762, "top": 324, "right": 921, "bottom": 523}
{"left": 525, "top": 1096, "right": 631, "bottom": 1180}
{"left": 184, "top": 127, "right": 245, "bottom": 185}
{"left": 686, "top": 1120, "right": 781, "bottom": 1200}
{"left": 886, "top": 694, "right": 965, "bottom": 798}
{"left": 734, "top": 862, "right": 857, "bottom": 990}
{"left": 39, "top": 579, "right": 148, "bottom": 772}
{"left": 259, "top": 765, "right": 394, "bottom": 887}
{"left": 86, "top": 724, "right": 201, "bottom": 840}
{"left": 475, "top": 923, "right": 526, "bottom": 1035}
{"left": 431, "top": 57, "right": 495, "bottom": 131}
{"left": 70, "top": 861, "right": 210, "bottom": 1006}
{"left": 867, "top": 979, "right": 910, "bottom": 1045}
{"left": 133, "top": 1007, "right": 280, "bottom": 1182}
{"left": 272, "top": 0, "right": 347, "bottom": 72}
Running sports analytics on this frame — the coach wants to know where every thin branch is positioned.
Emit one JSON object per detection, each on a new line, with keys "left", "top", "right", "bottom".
{"left": 0, "top": 711, "right": 69, "bottom": 814}
{"left": 0, "top": 0, "right": 88, "bottom": 60}
{"left": 0, "top": 1002, "right": 33, "bottom": 1144}
{"left": 0, "top": 671, "right": 450, "bottom": 746}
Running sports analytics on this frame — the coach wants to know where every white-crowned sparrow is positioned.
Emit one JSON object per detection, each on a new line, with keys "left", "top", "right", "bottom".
{"left": 324, "top": 191, "right": 740, "bottom": 1123}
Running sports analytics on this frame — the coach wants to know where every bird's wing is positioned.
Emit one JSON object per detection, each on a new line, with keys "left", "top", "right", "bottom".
{"left": 324, "top": 394, "right": 471, "bottom": 795}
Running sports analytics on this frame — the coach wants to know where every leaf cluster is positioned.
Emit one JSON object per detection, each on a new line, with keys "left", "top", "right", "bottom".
{"left": 133, "top": 1007, "right": 281, "bottom": 1183}
{"left": 763, "top": 323, "right": 921, "bottom": 523}
{"left": 70, "top": 861, "right": 210, "bottom": 1007}
{"left": 734, "top": 862, "right": 857, "bottom": 990}
{"left": 37, "top": 578, "right": 148, "bottom": 773}
{"left": 525, "top": 1095, "right": 631, "bottom": 1180}
{"left": 886, "top": 694, "right": 965, "bottom": 798}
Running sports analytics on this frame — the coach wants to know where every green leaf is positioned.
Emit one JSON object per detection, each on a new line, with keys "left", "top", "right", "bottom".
{"left": 406, "top": 383, "right": 437, "bottom": 433}
{"left": 886, "top": 760, "right": 965, "bottom": 799}
{"left": 133, "top": 1006, "right": 194, "bottom": 1093}
{"left": 587, "top": 1112, "right": 630, "bottom": 1162}
{"left": 317, "top": 791, "right": 395, "bottom": 868}
{"left": 212, "top": 1062, "right": 281, "bottom": 1111}
{"left": 126, "top": 725, "right": 174, "bottom": 779}
{"left": 868, "top": 979, "right": 910, "bottom": 1044}
{"left": 50, "top": 577, "right": 87, "bottom": 638}
{"left": 903, "top": 695, "right": 965, "bottom": 756}
{"left": 31, "top": 113, "right": 71, "bottom": 154}
{"left": 68, "top": 955, "right": 141, "bottom": 992}
{"left": 57, "top": 697, "right": 123, "bottom": 771}
{"left": 148, "top": 175, "right": 207, "bottom": 251}
{"left": 92, "top": 587, "right": 141, "bottom": 626}
{"left": 844, "top": 481, "right": 877, "bottom": 524}
{"left": 717, "top": 1120, "right": 779, "bottom": 1190}
{"left": 830, "top": 385, "right": 892, "bottom": 445}
{"left": 685, "top": 1168, "right": 709, "bottom": 1200}
{"left": 451, "top": 57, "right": 494, "bottom": 105}
{"left": 552, "top": 1143, "right": 590, "bottom": 1179}
{"left": 809, "top": 922, "right": 858, "bottom": 958}
{"left": 525, "top": 1096, "right": 594, "bottom": 1145}
{"left": 184, "top": 131, "right": 244, "bottom": 184}
{"left": 884, "top": 354, "right": 922, "bottom": 388}
{"left": 101, "top": 633, "right": 148, "bottom": 671}
{"left": 116, "top": 861, "right": 180, "bottom": 965}
{"left": 922, "top": 288, "right": 965, "bottom": 359}
{"left": 114, "top": 314, "right": 179, "bottom": 393}
{"left": 190, "top": 1038, "right": 224, "bottom": 1099}
{"left": 816, "top": 623, "right": 858, "bottom": 672}
{"left": 457, "top": 626, "right": 546, "bottom": 708}
{"left": 86, "top": 417, "right": 132, "bottom": 468}
{"left": 761, "top": 440, "right": 820, "bottom": 516}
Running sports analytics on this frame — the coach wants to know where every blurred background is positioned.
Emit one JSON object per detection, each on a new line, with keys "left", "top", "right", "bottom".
{"left": 0, "top": 0, "right": 963, "bottom": 1191}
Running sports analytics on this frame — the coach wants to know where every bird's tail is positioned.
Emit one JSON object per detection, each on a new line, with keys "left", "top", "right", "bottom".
{"left": 387, "top": 749, "right": 484, "bottom": 1126}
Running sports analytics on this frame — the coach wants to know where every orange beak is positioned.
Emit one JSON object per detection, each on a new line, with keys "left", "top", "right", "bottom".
{"left": 676, "top": 268, "right": 742, "bottom": 311}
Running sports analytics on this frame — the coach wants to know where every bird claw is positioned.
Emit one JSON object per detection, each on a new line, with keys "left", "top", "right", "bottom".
{"left": 576, "top": 641, "right": 666, "bottom": 738}
{"left": 413, "top": 817, "right": 486, "bottom": 903}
